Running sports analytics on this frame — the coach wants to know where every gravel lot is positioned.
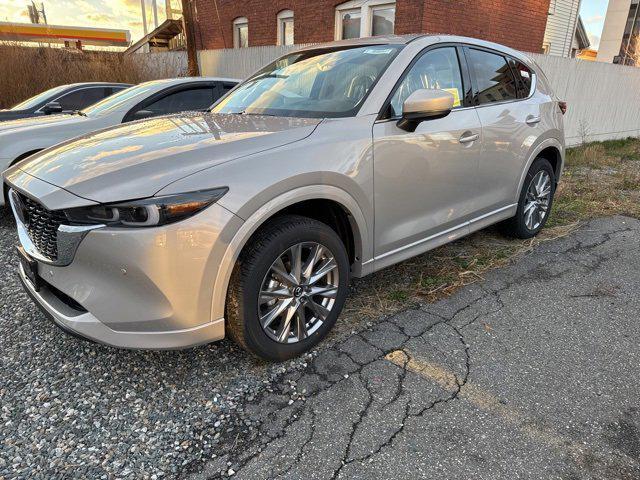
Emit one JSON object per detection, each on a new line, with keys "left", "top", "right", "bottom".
{"left": 0, "top": 211, "right": 313, "bottom": 479}
{"left": 1, "top": 211, "right": 639, "bottom": 479}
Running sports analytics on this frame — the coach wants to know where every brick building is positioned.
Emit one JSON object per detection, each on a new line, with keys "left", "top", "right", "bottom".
{"left": 191, "top": 0, "right": 552, "bottom": 53}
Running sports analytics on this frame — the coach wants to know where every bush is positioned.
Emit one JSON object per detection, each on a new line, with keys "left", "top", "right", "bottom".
{"left": 0, "top": 44, "right": 186, "bottom": 109}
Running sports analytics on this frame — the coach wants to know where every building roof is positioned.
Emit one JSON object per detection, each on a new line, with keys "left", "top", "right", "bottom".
{"left": 575, "top": 16, "right": 591, "bottom": 50}
{"left": 0, "top": 21, "right": 130, "bottom": 47}
{"left": 125, "top": 18, "right": 183, "bottom": 54}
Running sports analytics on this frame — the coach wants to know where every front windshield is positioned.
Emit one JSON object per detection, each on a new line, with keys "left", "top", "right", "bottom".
{"left": 212, "top": 45, "right": 402, "bottom": 118}
{"left": 10, "top": 85, "right": 70, "bottom": 111}
{"left": 81, "top": 81, "right": 167, "bottom": 116}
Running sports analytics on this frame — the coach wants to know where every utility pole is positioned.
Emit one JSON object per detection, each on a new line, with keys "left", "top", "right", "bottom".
{"left": 141, "top": 0, "right": 148, "bottom": 35}
{"left": 151, "top": 0, "right": 159, "bottom": 29}
{"left": 181, "top": 0, "right": 200, "bottom": 76}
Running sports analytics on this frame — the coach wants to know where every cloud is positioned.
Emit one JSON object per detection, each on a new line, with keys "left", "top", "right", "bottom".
{"left": 584, "top": 14, "right": 604, "bottom": 24}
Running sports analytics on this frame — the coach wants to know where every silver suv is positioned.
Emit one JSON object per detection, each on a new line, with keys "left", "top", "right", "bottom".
{"left": 4, "top": 35, "right": 565, "bottom": 360}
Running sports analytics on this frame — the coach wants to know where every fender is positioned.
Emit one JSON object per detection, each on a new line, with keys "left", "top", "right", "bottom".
{"left": 210, "top": 185, "right": 371, "bottom": 322}
{"left": 515, "top": 136, "right": 565, "bottom": 203}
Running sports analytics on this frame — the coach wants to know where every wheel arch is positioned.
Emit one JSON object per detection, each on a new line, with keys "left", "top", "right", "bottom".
{"left": 516, "top": 137, "right": 564, "bottom": 202}
{"left": 211, "top": 185, "right": 371, "bottom": 323}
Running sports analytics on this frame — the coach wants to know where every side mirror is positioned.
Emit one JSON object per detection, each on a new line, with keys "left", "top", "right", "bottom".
{"left": 397, "top": 89, "right": 455, "bottom": 132}
{"left": 128, "top": 109, "right": 155, "bottom": 121}
{"left": 42, "top": 102, "right": 63, "bottom": 115}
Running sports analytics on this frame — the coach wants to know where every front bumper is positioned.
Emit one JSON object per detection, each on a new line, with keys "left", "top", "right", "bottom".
{"left": 7, "top": 173, "right": 244, "bottom": 349}
{"left": 18, "top": 263, "right": 225, "bottom": 349}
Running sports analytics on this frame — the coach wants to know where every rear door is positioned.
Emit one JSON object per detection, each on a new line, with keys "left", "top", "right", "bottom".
{"left": 372, "top": 45, "right": 482, "bottom": 263}
{"left": 464, "top": 47, "right": 541, "bottom": 214}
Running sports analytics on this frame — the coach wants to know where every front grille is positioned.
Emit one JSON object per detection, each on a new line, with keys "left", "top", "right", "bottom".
{"left": 17, "top": 193, "right": 67, "bottom": 261}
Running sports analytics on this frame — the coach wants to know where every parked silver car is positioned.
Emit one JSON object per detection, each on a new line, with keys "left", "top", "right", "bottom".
{"left": 4, "top": 35, "right": 565, "bottom": 360}
{"left": 0, "top": 77, "right": 239, "bottom": 205}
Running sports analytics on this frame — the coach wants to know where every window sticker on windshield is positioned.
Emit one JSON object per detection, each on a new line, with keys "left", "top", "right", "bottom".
{"left": 520, "top": 70, "right": 531, "bottom": 79}
{"left": 364, "top": 48, "right": 394, "bottom": 55}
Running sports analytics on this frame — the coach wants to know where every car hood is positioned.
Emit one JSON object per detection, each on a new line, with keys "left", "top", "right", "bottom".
{"left": 0, "top": 113, "right": 81, "bottom": 133}
{"left": 15, "top": 113, "right": 322, "bottom": 203}
{"left": 0, "top": 110, "right": 32, "bottom": 122}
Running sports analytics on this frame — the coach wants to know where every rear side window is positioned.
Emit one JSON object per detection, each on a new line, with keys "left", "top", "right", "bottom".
{"left": 467, "top": 49, "right": 518, "bottom": 105}
{"left": 56, "top": 87, "right": 110, "bottom": 111}
{"left": 143, "top": 87, "right": 215, "bottom": 115}
{"left": 508, "top": 58, "right": 534, "bottom": 98}
{"left": 389, "top": 47, "right": 465, "bottom": 117}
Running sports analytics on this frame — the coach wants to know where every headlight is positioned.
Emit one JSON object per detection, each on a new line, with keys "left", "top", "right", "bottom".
{"left": 63, "top": 188, "right": 228, "bottom": 228}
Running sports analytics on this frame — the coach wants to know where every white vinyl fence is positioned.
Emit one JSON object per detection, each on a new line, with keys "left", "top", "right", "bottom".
{"left": 198, "top": 44, "right": 640, "bottom": 147}
{"left": 529, "top": 53, "right": 640, "bottom": 146}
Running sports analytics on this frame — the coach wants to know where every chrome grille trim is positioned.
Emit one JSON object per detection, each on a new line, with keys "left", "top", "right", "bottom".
{"left": 18, "top": 193, "right": 67, "bottom": 261}
{"left": 9, "top": 189, "right": 105, "bottom": 266}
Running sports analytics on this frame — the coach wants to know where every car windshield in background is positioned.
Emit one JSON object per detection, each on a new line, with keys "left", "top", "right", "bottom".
{"left": 81, "top": 81, "right": 167, "bottom": 117}
{"left": 10, "top": 85, "right": 70, "bottom": 111}
{"left": 212, "top": 45, "right": 402, "bottom": 118}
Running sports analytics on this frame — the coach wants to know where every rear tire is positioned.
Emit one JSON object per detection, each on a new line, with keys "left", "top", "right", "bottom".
{"left": 502, "top": 157, "right": 556, "bottom": 239}
{"left": 226, "top": 215, "right": 350, "bottom": 361}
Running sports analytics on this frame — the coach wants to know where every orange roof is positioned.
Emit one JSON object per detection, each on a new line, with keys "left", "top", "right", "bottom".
{"left": 577, "top": 49, "right": 598, "bottom": 61}
{"left": 0, "top": 21, "right": 130, "bottom": 46}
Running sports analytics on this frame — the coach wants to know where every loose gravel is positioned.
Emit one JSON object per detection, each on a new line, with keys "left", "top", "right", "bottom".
{"left": 0, "top": 211, "right": 318, "bottom": 479}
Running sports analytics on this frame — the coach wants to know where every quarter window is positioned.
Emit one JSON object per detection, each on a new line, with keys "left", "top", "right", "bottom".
{"left": 508, "top": 58, "right": 534, "bottom": 99}
{"left": 467, "top": 49, "right": 518, "bottom": 105}
{"left": 389, "top": 47, "right": 465, "bottom": 118}
{"left": 233, "top": 17, "right": 249, "bottom": 48}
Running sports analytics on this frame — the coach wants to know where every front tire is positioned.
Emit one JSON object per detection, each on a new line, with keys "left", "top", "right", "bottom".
{"left": 502, "top": 157, "right": 556, "bottom": 239}
{"left": 226, "top": 215, "right": 350, "bottom": 361}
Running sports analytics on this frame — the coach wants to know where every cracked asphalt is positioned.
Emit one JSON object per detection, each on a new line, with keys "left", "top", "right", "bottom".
{"left": 1, "top": 213, "right": 639, "bottom": 479}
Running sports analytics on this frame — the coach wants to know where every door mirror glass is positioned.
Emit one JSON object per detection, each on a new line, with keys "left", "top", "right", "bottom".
{"left": 397, "top": 89, "right": 454, "bottom": 132}
{"left": 42, "top": 102, "right": 63, "bottom": 114}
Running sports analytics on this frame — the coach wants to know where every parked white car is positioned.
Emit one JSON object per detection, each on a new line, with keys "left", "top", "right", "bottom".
{"left": 0, "top": 77, "right": 239, "bottom": 205}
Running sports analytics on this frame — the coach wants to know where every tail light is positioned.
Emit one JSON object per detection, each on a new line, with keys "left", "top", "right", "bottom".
{"left": 558, "top": 101, "right": 567, "bottom": 115}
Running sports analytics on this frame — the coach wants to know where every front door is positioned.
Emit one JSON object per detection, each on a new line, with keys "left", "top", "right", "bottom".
{"left": 373, "top": 46, "right": 482, "bottom": 265}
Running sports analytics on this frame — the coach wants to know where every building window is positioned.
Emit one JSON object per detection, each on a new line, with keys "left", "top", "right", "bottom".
{"left": 233, "top": 17, "right": 248, "bottom": 48}
{"left": 371, "top": 5, "right": 395, "bottom": 36}
{"left": 339, "top": 8, "right": 362, "bottom": 39}
{"left": 335, "top": 1, "right": 395, "bottom": 40}
{"left": 277, "top": 10, "right": 294, "bottom": 46}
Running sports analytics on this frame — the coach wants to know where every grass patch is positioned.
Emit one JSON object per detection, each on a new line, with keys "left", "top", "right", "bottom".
{"left": 341, "top": 138, "right": 640, "bottom": 325}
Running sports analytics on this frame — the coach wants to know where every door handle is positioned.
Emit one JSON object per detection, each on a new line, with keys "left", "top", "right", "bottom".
{"left": 459, "top": 133, "right": 479, "bottom": 144}
{"left": 526, "top": 115, "right": 542, "bottom": 126}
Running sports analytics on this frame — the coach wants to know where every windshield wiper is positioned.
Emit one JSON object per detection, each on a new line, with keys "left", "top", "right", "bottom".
{"left": 73, "top": 110, "right": 87, "bottom": 117}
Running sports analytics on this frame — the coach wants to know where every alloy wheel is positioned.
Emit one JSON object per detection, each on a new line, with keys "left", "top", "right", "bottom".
{"left": 258, "top": 242, "right": 339, "bottom": 344}
{"left": 524, "top": 170, "right": 552, "bottom": 231}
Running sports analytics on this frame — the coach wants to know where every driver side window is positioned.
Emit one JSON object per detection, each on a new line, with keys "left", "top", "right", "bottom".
{"left": 389, "top": 47, "right": 465, "bottom": 117}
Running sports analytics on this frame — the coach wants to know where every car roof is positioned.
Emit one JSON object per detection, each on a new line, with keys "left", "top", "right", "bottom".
{"left": 296, "top": 34, "right": 534, "bottom": 65}
{"left": 142, "top": 77, "right": 241, "bottom": 86}
{"left": 297, "top": 34, "right": 425, "bottom": 51}
{"left": 63, "top": 82, "right": 134, "bottom": 88}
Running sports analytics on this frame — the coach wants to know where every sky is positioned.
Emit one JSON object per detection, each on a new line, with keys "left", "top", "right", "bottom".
{"left": 580, "top": 0, "right": 610, "bottom": 49}
{"left": 0, "top": 0, "right": 612, "bottom": 50}
{"left": 0, "top": 0, "right": 178, "bottom": 43}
